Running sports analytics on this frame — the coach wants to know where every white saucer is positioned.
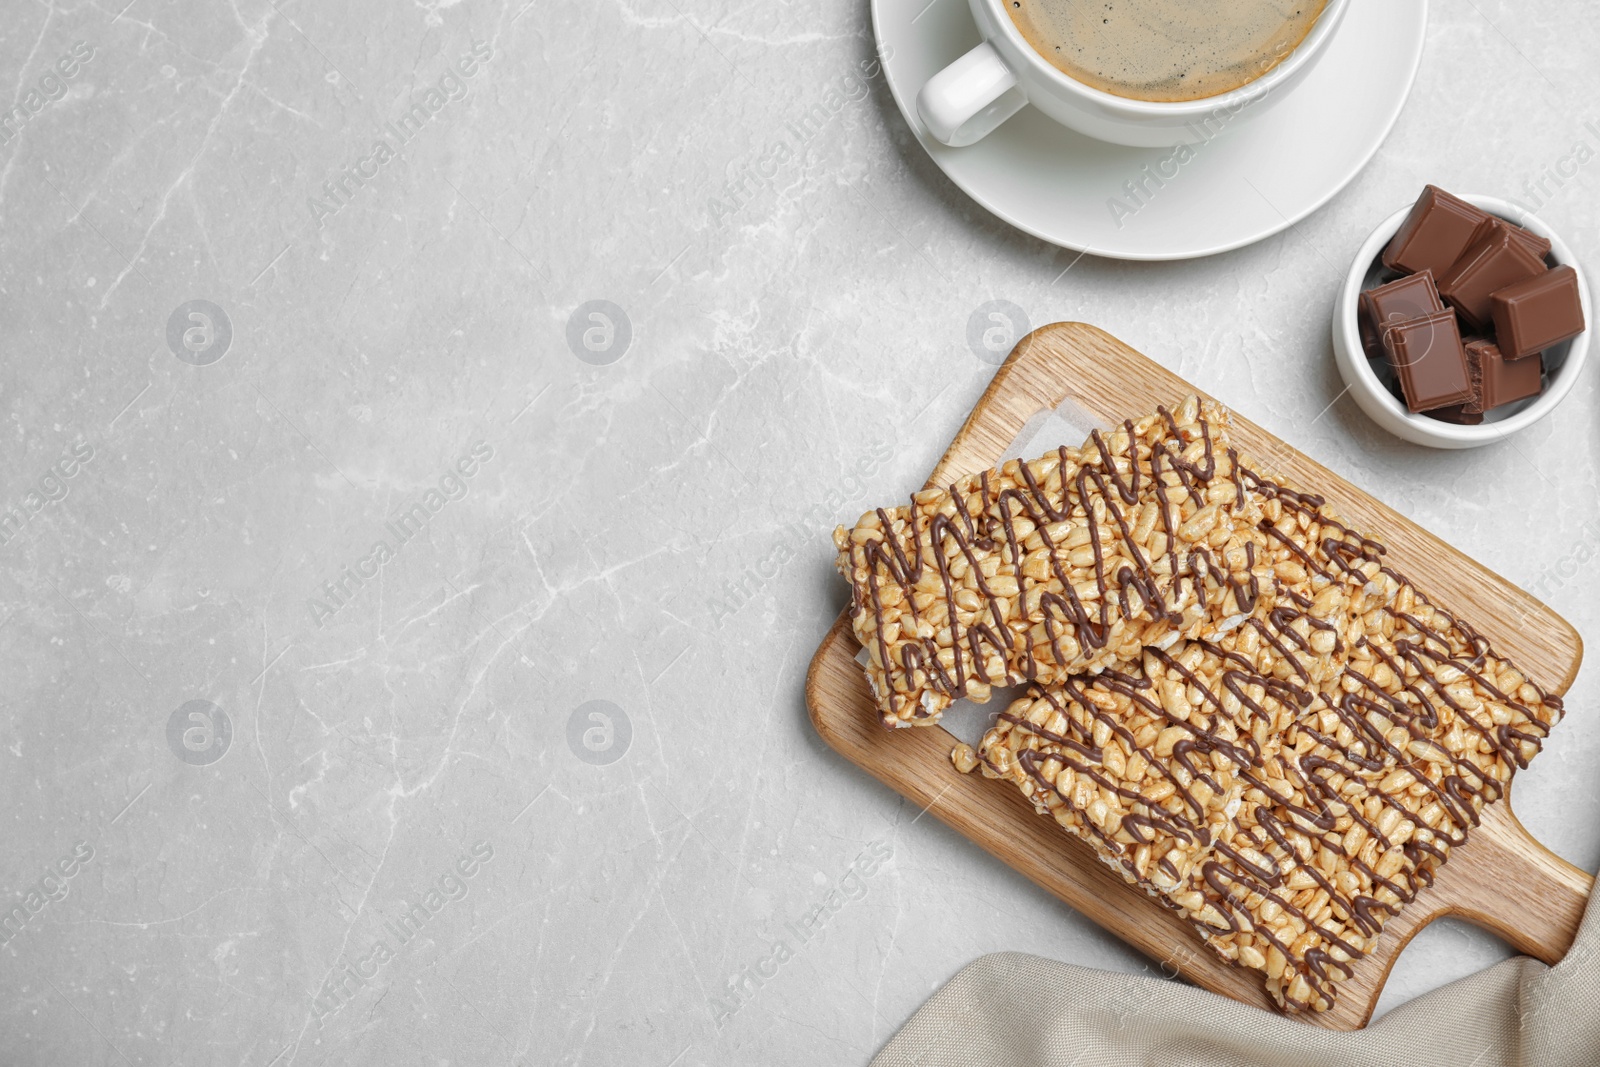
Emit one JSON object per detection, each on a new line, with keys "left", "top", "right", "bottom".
{"left": 872, "top": 0, "right": 1427, "bottom": 260}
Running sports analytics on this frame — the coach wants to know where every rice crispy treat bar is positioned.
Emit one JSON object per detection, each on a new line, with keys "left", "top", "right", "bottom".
{"left": 964, "top": 595, "right": 1341, "bottom": 894}
{"left": 1177, "top": 688, "right": 1416, "bottom": 1015}
{"left": 968, "top": 655, "right": 1264, "bottom": 896}
{"left": 834, "top": 397, "right": 1275, "bottom": 728}
{"left": 1173, "top": 497, "right": 1561, "bottom": 1011}
{"left": 1184, "top": 623, "right": 1561, "bottom": 1014}
{"left": 953, "top": 534, "right": 1395, "bottom": 883}
{"left": 960, "top": 463, "right": 1563, "bottom": 1013}
{"left": 1326, "top": 591, "right": 1560, "bottom": 874}
{"left": 955, "top": 476, "right": 1395, "bottom": 899}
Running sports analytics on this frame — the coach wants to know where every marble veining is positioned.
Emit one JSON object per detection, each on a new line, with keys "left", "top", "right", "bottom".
{"left": 0, "top": 0, "right": 1596, "bottom": 1063}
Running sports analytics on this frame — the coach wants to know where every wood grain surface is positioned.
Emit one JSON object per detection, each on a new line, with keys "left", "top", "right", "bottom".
{"left": 804, "top": 322, "right": 1592, "bottom": 1030}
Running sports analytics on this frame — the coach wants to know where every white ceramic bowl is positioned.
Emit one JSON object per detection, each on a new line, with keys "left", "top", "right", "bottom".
{"left": 1332, "top": 193, "right": 1589, "bottom": 449}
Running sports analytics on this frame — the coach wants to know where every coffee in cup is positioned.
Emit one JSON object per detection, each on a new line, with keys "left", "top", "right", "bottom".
{"left": 1003, "top": 0, "right": 1329, "bottom": 102}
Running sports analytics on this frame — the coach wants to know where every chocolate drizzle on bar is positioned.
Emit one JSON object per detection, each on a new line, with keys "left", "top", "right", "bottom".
{"left": 848, "top": 407, "right": 1257, "bottom": 722}
{"left": 1006, "top": 660, "right": 1253, "bottom": 884}
{"left": 976, "top": 461, "right": 1563, "bottom": 1014}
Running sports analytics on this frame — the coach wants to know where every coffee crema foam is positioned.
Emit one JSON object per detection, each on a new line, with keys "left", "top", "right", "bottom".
{"left": 1005, "top": 0, "right": 1328, "bottom": 103}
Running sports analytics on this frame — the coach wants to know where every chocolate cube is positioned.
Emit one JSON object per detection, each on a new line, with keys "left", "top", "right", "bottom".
{"left": 1382, "top": 186, "right": 1491, "bottom": 277}
{"left": 1359, "top": 270, "right": 1445, "bottom": 343}
{"left": 1469, "top": 214, "right": 1551, "bottom": 265}
{"left": 1463, "top": 339, "right": 1543, "bottom": 413}
{"left": 1437, "top": 221, "right": 1548, "bottom": 332}
{"left": 1488, "top": 264, "right": 1585, "bottom": 359}
{"left": 1386, "top": 310, "right": 1474, "bottom": 412}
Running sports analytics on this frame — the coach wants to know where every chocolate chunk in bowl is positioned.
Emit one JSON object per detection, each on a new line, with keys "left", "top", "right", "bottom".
{"left": 1358, "top": 269, "right": 1444, "bottom": 342}
{"left": 1437, "top": 220, "right": 1549, "bottom": 332}
{"left": 1469, "top": 212, "right": 1552, "bottom": 265}
{"left": 1384, "top": 310, "right": 1473, "bottom": 413}
{"left": 1464, "top": 339, "right": 1543, "bottom": 414}
{"left": 1490, "top": 264, "right": 1586, "bottom": 360}
{"left": 1380, "top": 185, "right": 1489, "bottom": 278}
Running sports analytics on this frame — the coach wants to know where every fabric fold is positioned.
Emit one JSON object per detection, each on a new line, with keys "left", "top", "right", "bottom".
{"left": 870, "top": 889, "right": 1600, "bottom": 1066}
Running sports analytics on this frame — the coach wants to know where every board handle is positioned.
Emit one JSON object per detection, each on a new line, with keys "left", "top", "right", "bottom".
{"left": 1440, "top": 800, "right": 1593, "bottom": 965}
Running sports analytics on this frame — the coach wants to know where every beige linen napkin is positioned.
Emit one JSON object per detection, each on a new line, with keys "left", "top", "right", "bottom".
{"left": 872, "top": 888, "right": 1600, "bottom": 1066}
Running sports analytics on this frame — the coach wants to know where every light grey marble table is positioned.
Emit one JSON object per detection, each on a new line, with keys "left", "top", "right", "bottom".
{"left": 2, "top": 1, "right": 1596, "bottom": 1064}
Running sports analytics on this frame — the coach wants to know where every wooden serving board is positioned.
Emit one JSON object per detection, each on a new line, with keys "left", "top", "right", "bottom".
{"left": 805, "top": 322, "right": 1591, "bottom": 1029}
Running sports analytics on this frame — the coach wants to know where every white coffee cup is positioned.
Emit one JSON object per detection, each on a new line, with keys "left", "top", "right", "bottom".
{"left": 916, "top": 0, "right": 1352, "bottom": 148}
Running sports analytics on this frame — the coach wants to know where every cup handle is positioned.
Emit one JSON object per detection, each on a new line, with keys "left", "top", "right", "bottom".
{"left": 916, "top": 41, "right": 1027, "bottom": 147}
